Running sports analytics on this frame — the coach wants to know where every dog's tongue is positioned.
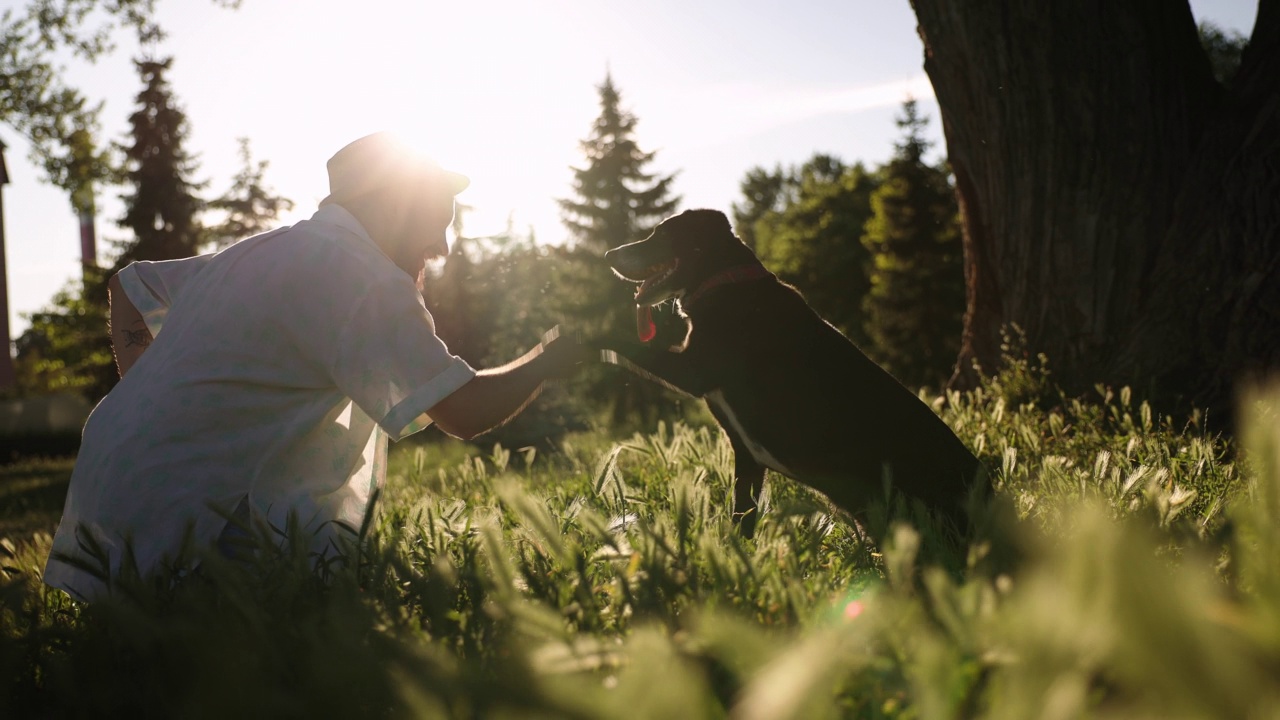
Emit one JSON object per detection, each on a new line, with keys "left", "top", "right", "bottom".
{"left": 637, "top": 304, "right": 656, "bottom": 343}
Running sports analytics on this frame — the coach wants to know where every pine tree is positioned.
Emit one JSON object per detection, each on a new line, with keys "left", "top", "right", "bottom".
{"left": 861, "top": 99, "right": 965, "bottom": 389}
{"left": 113, "top": 55, "right": 204, "bottom": 270}
{"left": 558, "top": 72, "right": 680, "bottom": 254}
{"left": 557, "top": 73, "right": 682, "bottom": 427}
{"left": 204, "top": 137, "right": 294, "bottom": 250}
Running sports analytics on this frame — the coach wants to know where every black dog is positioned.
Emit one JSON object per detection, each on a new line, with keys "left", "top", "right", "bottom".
{"left": 603, "top": 209, "right": 983, "bottom": 539}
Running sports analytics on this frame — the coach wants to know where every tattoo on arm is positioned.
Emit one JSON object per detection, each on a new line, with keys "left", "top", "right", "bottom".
{"left": 123, "top": 328, "right": 152, "bottom": 348}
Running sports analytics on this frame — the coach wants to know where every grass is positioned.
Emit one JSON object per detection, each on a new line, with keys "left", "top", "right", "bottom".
{"left": 2, "top": 356, "right": 1278, "bottom": 718}
{"left": 0, "top": 458, "right": 73, "bottom": 540}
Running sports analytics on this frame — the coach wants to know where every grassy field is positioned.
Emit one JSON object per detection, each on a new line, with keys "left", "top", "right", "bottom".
{"left": 2, "top": 357, "right": 1278, "bottom": 718}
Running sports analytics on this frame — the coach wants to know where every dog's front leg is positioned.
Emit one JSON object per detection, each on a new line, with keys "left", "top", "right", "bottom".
{"left": 714, "top": 420, "right": 766, "bottom": 539}
{"left": 600, "top": 345, "right": 711, "bottom": 397}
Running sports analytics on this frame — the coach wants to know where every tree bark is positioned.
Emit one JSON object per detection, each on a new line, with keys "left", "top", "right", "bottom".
{"left": 913, "top": 0, "right": 1280, "bottom": 422}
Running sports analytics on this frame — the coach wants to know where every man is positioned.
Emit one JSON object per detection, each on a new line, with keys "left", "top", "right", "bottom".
{"left": 44, "top": 132, "right": 589, "bottom": 601}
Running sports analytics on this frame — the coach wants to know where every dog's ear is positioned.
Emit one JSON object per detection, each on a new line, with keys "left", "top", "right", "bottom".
{"left": 681, "top": 209, "right": 732, "bottom": 235}
{"left": 708, "top": 210, "right": 732, "bottom": 234}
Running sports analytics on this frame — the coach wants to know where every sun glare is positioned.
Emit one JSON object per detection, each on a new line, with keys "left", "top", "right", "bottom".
{"left": 7, "top": 0, "right": 964, "bottom": 335}
{"left": 331, "top": 1, "right": 608, "bottom": 241}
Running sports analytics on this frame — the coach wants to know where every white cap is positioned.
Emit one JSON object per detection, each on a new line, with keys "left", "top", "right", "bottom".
{"left": 323, "top": 131, "right": 469, "bottom": 204}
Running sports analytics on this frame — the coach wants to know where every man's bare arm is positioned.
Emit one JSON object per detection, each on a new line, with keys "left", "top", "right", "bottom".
{"left": 427, "top": 329, "right": 590, "bottom": 440}
{"left": 108, "top": 273, "right": 153, "bottom": 377}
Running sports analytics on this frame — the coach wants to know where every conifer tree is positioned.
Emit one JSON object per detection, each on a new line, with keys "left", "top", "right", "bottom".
{"left": 558, "top": 72, "right": 680, "bottom": 254}
{"left": 204, "top": 137, "right": 294, "bottom": 250}
{"left": 861, "top": 99, "right": 965, "bottom": 389}
{"left": 557, "top": 73, "right": 682, "bottom": 427}
{"left": 113, "top": 55, "right": 204, "bottom": 270}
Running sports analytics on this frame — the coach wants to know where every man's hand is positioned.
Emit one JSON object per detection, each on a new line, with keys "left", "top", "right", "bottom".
{"left": 427, "top": 326, "right": 594, "bottom": 440}
{"left": 536, "top": 326, "right": 596, "bottom": 380}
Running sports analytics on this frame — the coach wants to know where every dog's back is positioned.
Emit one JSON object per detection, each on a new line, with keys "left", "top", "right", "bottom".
{"left": 679, "top": 268, "right": 981, "bottom": 526}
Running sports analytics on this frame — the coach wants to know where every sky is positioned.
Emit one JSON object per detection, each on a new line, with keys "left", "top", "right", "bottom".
{"left": 0, "top": 0, "right": 1261, "bottom": 337}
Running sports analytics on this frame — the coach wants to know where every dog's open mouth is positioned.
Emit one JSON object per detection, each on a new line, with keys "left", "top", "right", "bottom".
{"left": 630, "top": 259, "right": 680, "bottom": 306}
{"left": 619, "top": 259, "right": 680, "bottom": 344}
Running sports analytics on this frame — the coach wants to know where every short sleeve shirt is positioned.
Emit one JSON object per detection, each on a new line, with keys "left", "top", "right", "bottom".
{"left": 44, "top": 204, "right": 475, "bottom": 601}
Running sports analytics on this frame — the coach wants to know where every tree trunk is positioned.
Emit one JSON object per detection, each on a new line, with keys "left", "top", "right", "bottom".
{"left": 912, "top": 0, "right": 1280, "bottom": 422}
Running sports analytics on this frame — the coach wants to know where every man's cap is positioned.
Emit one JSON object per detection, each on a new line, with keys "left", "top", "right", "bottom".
{"left": 324, "top": 131, "right": 469, "bottom": 205}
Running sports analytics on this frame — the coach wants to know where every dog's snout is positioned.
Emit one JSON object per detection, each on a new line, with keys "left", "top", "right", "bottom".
{"left": 605, "top": 239, "right": 647, "bottom": 270}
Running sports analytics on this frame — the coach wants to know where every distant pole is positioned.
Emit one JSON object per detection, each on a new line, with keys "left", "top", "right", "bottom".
{"left": 0, "top": 138, "right": 16, "bottom": 389}
{"left": 79, "top": 199, "right": 97, "bottom": 271}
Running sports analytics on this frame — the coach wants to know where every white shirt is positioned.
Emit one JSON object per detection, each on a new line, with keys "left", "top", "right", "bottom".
{"left": 44, "top": 204, "right": 476, "bottom": 601}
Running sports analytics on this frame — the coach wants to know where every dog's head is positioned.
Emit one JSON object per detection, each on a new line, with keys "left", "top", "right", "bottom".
{"left": 605, "top": 209, "right": 758, "bottom": 307}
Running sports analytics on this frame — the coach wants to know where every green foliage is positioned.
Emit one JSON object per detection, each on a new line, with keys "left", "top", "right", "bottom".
{"left": 423, "top": 225, "right": 697, "bottom": 444}
{"left": 745, "top": 155, "right": 880, "bottom": 346}
{"left": 4, "top": 369, "right": 1279, "bottom": 717}
{"left": 12, "top": 271, "right": 116, "bottom": 400}
{"left": 731, "top": 165, "right": 787, "bottom": 251}
{"left": 203, "top": 137, "right": 293, "bottom": 250}
{"left": 556, "top": 73, "right": 686, "bottom": 427}
{"left": 423, "top": 231, "right": 597, "bottom": 449}
{"left": 1198, "top": 21, "right": 1248, "bottom": 86}
{"left": 732, "top": 103, "right": 965, "bottom": 389}
{"left": 862, "top": 99, "right": 965, "bottom": 390}
{"left": 0, "top": 0, "right": 147, "bottom": 195}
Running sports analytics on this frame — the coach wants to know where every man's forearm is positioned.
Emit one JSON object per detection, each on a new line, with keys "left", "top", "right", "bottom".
{"left": 428, "top": 344, "right": 552, "bottom": 440}
{"left": 108, "top": 273, "right": 153, "bottom": 377}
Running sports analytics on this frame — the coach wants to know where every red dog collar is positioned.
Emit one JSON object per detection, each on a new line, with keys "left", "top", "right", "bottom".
{"left": 636, "top": 264, "right": 774, "bottom": 343}
{"left": 681, "top": 264, "right": 774, "bottom": 308}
